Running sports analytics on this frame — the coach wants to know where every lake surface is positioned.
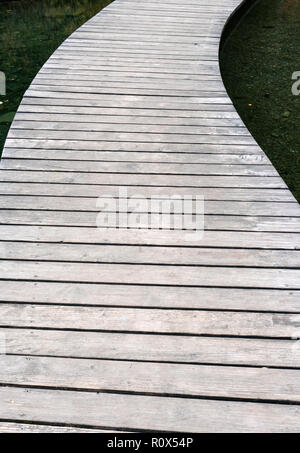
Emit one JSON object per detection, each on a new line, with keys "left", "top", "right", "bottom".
{"left": 220, "top": 0, "right": 300, "bottom": 202}
{"left": 0, "top": 0, "right": 112, "bottom": 154}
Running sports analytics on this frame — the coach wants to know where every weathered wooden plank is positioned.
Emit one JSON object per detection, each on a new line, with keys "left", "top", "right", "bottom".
{"left": 103, "top": 6, "right": 231, "bottom": 17}
{"left": 107, "top": 3, "right": 233, "bottom": 14}
{"left": 1, "top": 280, "right": 299, "bottom": 312}
{"left": 35, "top": 64, "right": 222, "bottom": 77}
{"left": 1, "top": 211, "right": 299, "bottom": 234}
{"left": 60, "top": 40, "right": 220, "bottom": 49}
{"left": 1, "top": 355, "right": 300, "bottom": 402}
{"left": 9, "top": 120, "right": 254, "bottom": 140}
{"left": 38, "top": 70, "right": 222, "bottom": 84}
{"left": 20, "top": 95, "right": 237, "bottom": 110}
{"left": 0, "top": 170, "right": 286, "bottom": 188}
{"left": 0, "top": 225, "right": 298, "bottom": 249}
{"left": 56, "top": 46, "right": 219, "bottom": 57}
{"left": 58, "top": 40, "right": 221, "bottom": 50}
{"left": 81, "top": 25, "right": 210, "bottom": 33}
{"left": 6, "top": 129, "right": 257, "bottom": 146}
{"left": 93, "top": 13, "right": 225, "bottom": 24}
{"left": 14, "top": 112, "right": 244, "bottom": 127}
{"left": 0, "top": 159, "right": 276, "bottom": 176}
{"left": 26, "top": 87, "right": 228, "bottom": 103}
{"left": 3, "top": 139, "right": 262, "bottom": 154}
{"left": 78, "top": 19, "right": 225, "bottom": 29}
{"left": 61, "top": 36, "right": 220, "bottom": 48}
{"left": 1, "top": 303, "right": 300, "bottom": 337}
{"left": 1, "top": 241, "right": 299, "bottom": 268}
{"left": 0, "top": 183, "right": 293, "bottom": 202}
{"left": 58, "top": 24, "right": 219, "bottom": 35}
{"left": 10, "top": 120, "right": 253, "bottom": 136}
{"left": 51, "top": 53, "right": 219, "bottom": 64}
{"left": 5, "top": 150, "right": 268, "bottom": 165}
{"left": 1, "top": 260, "right": 299, "bottom": 289}
{"left": 0, "top": 422, "right": 120, "bottom": 433}
{"left": 27, "top": 84, "right": 224, "bottom": 97}
{"left": 17, "top": 104, "right": 241, "bottom": 120}
{"left": 38, "top": 71, "right": 221, "bottom": 84}
{"left": 65, "top": 37, "right": 223, "bottom": 47}
{"left": 0, "top": 386, "right": 299, "bottom": 432}
{"left": 74, "top": 27, "right": 221, "bottom": 37}
{"left": 0, "top": 195, "right": 298, "bottom": 217}
{"left": 90, "top": 16, "right": 225, "bottom": 25}
{"left": 2, "top": 327, "right": 300, "bottom": 368}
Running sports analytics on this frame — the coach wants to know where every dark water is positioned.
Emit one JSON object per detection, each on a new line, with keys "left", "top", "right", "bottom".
{"left": 0, "top": 0, "right": 112, "bottom": 153}
{"left": 220, "top": 0, "right": 300, "bottom": 202}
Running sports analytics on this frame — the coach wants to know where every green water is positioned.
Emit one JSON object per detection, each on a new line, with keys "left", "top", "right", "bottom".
{"left": 220, "top": 0, "right": 300, "bottom": 202}
{"left": 0, "top": 0, "right": 112, "bottom": 153}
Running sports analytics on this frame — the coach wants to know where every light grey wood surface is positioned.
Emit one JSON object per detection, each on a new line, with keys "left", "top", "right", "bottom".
{"left": 0, "top": 422, "right": 124, "bottom": 433}
{"left": 2, "top": 355, "right": 300, "bottom": 402}
{"left": 0, "top": 0, "right": 300, "bottom": 433}
{"left": 3, "top": 327, "right": 300, "bottom": 368}
{"left": 1, "top": 386, "right": 300, "bottom": 433}
{"left": 1, "top": 303, "right": 300, "bottom": 336}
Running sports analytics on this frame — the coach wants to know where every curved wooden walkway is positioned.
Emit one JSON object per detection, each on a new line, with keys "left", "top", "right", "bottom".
{"left": 0, "top": 0, "right": 300, "bottom": 433}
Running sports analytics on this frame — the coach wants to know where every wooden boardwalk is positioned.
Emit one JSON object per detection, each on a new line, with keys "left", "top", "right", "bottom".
{"left": 0, "top": 0, "right": 300, "bottom": 433}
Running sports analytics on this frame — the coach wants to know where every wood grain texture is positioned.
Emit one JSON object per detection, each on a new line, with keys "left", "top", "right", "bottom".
{"left": 0, "top": 260, "right": 300, "bottom": 289}
{"left": 0, "top": 386, "right": 300, "bottom": 432}
{"left": 0, "top": 422, "right": 125, "bottom": 433}
{"left": 1, "top": 355, "right": 300, "bottom": 402}
{"left": 3, "top": 328, "right": 300, "bottom": 368}
{"left": 1, "top": 303, "right": 300, "bottom": 337}
{"left": 1, "top": 281, "right": 299, "bottom": 312}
